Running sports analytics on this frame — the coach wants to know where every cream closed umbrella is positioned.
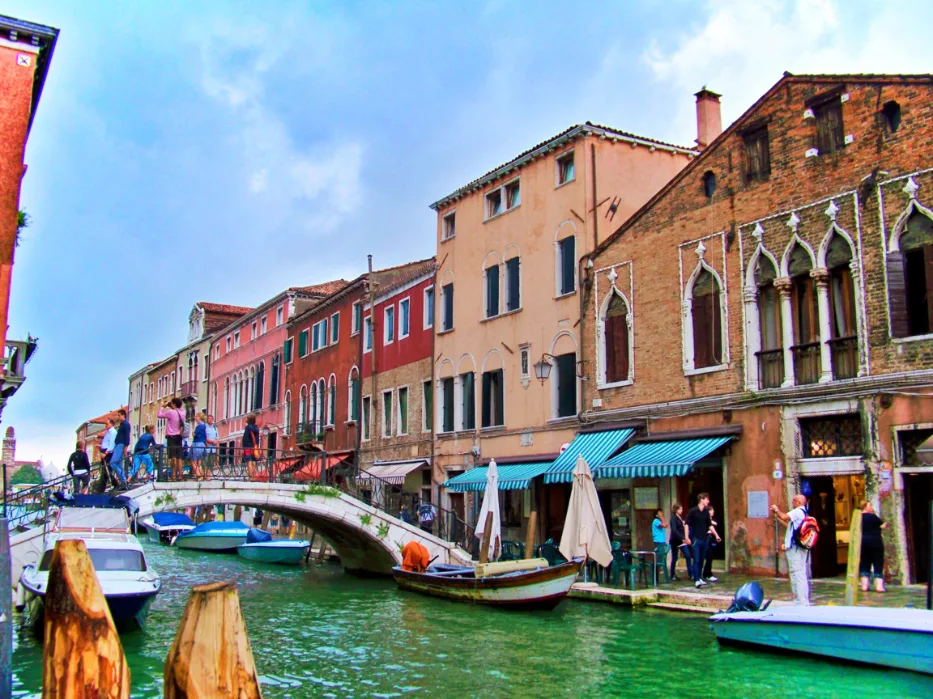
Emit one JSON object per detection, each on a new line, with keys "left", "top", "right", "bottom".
{"left": 559, "top": 455, "right": 612, "bottom": 567}
{"left": 474, "top": 459, "right": 501, "bottom": 561}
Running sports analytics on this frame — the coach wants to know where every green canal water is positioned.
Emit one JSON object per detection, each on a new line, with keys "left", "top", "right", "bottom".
{"left": 11, "top": 540, "right": 933, "bottom": 698}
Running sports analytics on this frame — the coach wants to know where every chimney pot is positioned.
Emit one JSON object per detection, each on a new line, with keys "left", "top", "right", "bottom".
{"left": 695, "top": 88, "right": 723, "bottom": 150}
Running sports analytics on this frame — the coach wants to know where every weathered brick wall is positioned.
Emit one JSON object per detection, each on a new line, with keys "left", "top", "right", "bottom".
{"left": 361, "top": 356, "right": 433, "bottom": 466}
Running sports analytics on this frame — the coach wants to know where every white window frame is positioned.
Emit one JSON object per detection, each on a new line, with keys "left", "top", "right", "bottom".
{"left": 484, "top": 263, "right": 501, "bottom": 319}
{"left": 260, "top": 316, "right": 267, "bottom": 335}
{"left": 361, "top": 395, "right": 372, "bottom": 442}
{"left": 556, "top": 149, "right": 575, "bottom": 187}
{"left": 396, "top": 385, "right": 409, "bottom": 436}
{"left": 442, "top": 210, "right": 456, "bottom": 241}
{"left": 226, "top": 336, "right": 232, "bottom": 352}
{"left": 363, "top": 316, "right": 373, "bottom": 353}
{"left": 422, "top": 378, "right": 432, "bottom": 433}
{"left": 382, "top": 388, "right": 394, "bottom": 438}
{"left": 276, "top": 305, "right": 284, "bottom": 326}
{"left": 423, "top": 285, "right": 435, "bottom": 330}
{"left": 299, "top": 329, "right": 310, "bottom": 358}
{"left": 484, "top": 177, "right": 521, "bottom": 221}
{"left": 399, "top": 298, "right": 411, "bottom": 339}
{"left": 384, "top": 305, "right": 396, "bottom": 345}
{"left": 326, "top": 374, "right": 337, "bottom": 428}
{"left": 312, "top": 319, "right": 328, "bottom": 352}
{"left": 351, "top": 302, "right": 362, "bottom": 336}
{"left": 233, "top": 331, "right": 240, "bottom": 348}
{"left": 347, "top": 367, "right": 359, "bottom": 424}
{"left": 330, "top": 312, "right": 340, "bottom": 344}
{"left": 519, "top": 343, "right": 531, "bottom": 383}
{"left": 251, "top": 321, "right": 257, "bottom": 340}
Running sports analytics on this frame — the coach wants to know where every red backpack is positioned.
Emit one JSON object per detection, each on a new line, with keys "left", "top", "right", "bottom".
{"left": 792, "top": 510, "right": 820, "bottom": 550}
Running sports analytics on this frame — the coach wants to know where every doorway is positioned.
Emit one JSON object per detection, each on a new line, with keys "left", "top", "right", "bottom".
{"left": 904, "top": 473, "right": 933, "bottom": 584}
{"left": 804, "top": 473, "right": 865, "bottom": 578}
{"left": 677, "top": 460, "right": 725, "bottom": 564}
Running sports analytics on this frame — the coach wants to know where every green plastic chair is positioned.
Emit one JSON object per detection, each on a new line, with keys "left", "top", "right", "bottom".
{"left": 609, "top": 550, "right": 639, "bottom": 590}
{"left": 650, "top": 544, "right": 671, "bottom": 585}
{"left": 536, "top": 543, "right": 568, "bottom": 566}
{"left": 499, "top": 541, "right": 525, "bottom": 561}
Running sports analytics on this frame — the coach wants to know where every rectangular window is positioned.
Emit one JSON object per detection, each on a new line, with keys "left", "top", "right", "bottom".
{"left": 460, "top": 372, "right": 475, "bottom": 431}
{"left": 362, "top": 396, "right": 371, "bottom": 441}
{"left": 284, "top": 338, "right": 294, "bottom": 364}
{"left": 399, "top": 298, "right": 410, "bottom": 338}
{"left": 505, "top": 180, "right": 520, "bottom": 209}
{"left": 298, "top": 330, "right": 309, "bottom": 357}
{"left": 397, "top": 386, "right": 409, "bottom": 435}
{"left": 363, "top": 316, "right": 373, "bottom": 352}
{"left": 384, "top": 305, "right": 395, "bottom": 344}
{"left": 226, "top": 336, "right": 232, "bottom": 352}
{"left": 233, "top": 331, "right": 240, "bottom": 348}
{"left": 442, "top": 211, "right": 456, "bottom": 240}
{"left": 424, "top": 286, "right": 435, "bottom": 329}
{"left": 558, "top": 237, "right": 576, "bottom": 295}
{"left": 251, "top": 321, "right": 257, "bottom": 340}
{"left": 312, "top": 319, "right": 328, "bottom": 352}
{"left": 481, "top": 369, "right": 504, "bottom": 428}
{"left": 486, "top": 189, "right": 503, "bottom": 218}
{"left": 485, "top": 266, "right": 500, "bottom": 318}
{"left": 484, "top": 179, "right": 521, "bottom": 220}
{"left": 382, "top": 390, "right": 393, "bottom": 437}
{"left": 331, "top": 312, "right": 340, "bottom": 344}
{"left": 442, "top": 283, "right": 454, "bottom": 331}
{"left": 505, "top": 257, "right": 520, "bottom": 312}
{"left": 276, "top": 306, "right": 284, "bottom": 326}
{"left": 556, "top": 151, "right": 575, "bottom": 185}
{"left": 800, "top": 415, "right": 863, "bottom": 458}
{"left": 441, "top": 377, "right": 454, "bottom": 433}
{"left": 260, "top": 317, "right": 267, "bottom": 334}
{"left": 555, "top": 353, "right": 577, "bottom": 418}
{"left": 815, "top": 101, "right": 845, "bottom": 156}
{"left": 350, "top": 376, "right": 361, "bottom": 421}
{"left": 352, "top": 302, "right": 362, "bottom": 335}
{"left": 423, "top": 380, "right": 433, "bottom": 432}
{"left": 744, "top": 126, "right": 771, "bottom": 182}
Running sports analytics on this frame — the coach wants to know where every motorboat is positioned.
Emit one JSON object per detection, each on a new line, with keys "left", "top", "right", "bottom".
{"left": 392, "top": 556, "right": 585, "bottom": 610}
{"left": 236, "top": 528, "right": 310, "bottom": 565}
{"left": 17, "top": 494, "right": 161, "bottom": 634}
{"left": 710, "top": 582, "right": 933, "bottom": 675}
{"left": 174, "top": 521, "right": 250, "bottom": 552}
{"left": 140, "top": 512, "right": 195, "bottom": 544}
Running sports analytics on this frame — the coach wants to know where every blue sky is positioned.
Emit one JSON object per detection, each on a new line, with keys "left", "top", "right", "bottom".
{"left": 5, "top": 0, "right": 933, "bottom": 469}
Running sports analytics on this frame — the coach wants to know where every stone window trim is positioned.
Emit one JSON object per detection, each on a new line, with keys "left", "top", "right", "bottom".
{"left": 484, "top": 176, "right": 521, "bottom": 222}
{"left": 680, "top": 233, "right": 730, "bottom": 375}
{"left": 594, "top": 261, "right": 635, "bottom": 389}
{"left": 556, "top": 149, "right": 575, "bottom": 188}
{"left": 482, "top": 251, "right": 502, "bottom": 320}
{"left": 780, "top": 398, "right": 865, "bottom": 480}
{"left": 396, "top": 384, "right": 410, "bottom": 437}
{"left": 441, "top": 210, "right": 456, "bottom": 241}
{"left": 346, "top": 366, "right": 360, "bottom": 425}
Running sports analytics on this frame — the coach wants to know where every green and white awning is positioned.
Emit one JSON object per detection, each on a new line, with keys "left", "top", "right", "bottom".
{"left": 596, "top": 436, "right": 733, "bottom": 479}
{"left": 442, "top": 462, "right": 551, "bottom": 492}
{"left": 543, "top": 429, "right": 635, "bottom": 484}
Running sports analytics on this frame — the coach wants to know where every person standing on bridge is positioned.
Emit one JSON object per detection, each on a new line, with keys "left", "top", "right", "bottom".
{"left": 205, "top": 414, "right": 219, "bottom": 477}
{"left": 158, "top": 398, "right": 186, "bottom": 480}
{"left": 98, "top": 417, "right": 117, "bottom": 488}
{"left": 110, "top": 409, "right": 131, "bottom": 489}
{"left": 132, "top": 424, "right": 156, "bottom": 482}
{"left": 66, "top": 441, "right": 91, "bottom": 493}
{"left": 242, "top": 414, "right": 261, "bottom": 479}
{"left": 189, "top": 413, "right": 207, "bottom": 480}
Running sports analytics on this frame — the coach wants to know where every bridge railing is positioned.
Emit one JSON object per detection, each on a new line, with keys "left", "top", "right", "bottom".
{"left": 3, "top": 462, "right": 104, "bottom": 529}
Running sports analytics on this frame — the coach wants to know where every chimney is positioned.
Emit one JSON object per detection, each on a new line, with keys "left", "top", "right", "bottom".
{"left": 695, "top": 87, "right": 722, "bottom": 150}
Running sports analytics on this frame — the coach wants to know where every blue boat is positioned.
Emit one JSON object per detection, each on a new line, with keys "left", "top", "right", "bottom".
{"left": 175, "top": 521, "right": 250, "bottom": 552}
{"left": 140, "top": 512, "right": 195, "bottom": 544}
{"left": 237, "top": 528, "right": 310, "bottom": 565}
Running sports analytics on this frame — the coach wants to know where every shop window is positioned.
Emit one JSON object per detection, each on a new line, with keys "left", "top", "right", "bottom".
{"left": 800, "top": 414, "right": 863, "bottom": 458}
{"left": 501, "top": 490, "right": 522, "bottom": 527}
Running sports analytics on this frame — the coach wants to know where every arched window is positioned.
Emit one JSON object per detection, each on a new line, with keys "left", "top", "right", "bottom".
{"left": 255, "top": 362, "right": 265, "bottom": 410}
{"left": 826, "top": 234, "right": 857, "bottom": 379}
{"left": 309, "top": 383, "right": 317, "bottom": 431}
{"left": 788, "top": 244, "right": 819, "bottom": 384}
{"left": 899, "top": 210, "right": 933, "bottom": 337}
{"left": 318, "top": 379, "right": 327, "bottom": 431}
{"left": 348, "top": 367, "right": 360, "bottom": 422}
{"left": 284, "top": 390, "right": 292, "bottom": 435}
{"left": 247, "top": 367, "right": 256, "bottom": 413}
{"left": 327, "top": 374, "right": 336, "bottom": 426}
{"left": 691, "top": 269, "right": 722, "bottom": 369}
{"left": 603, "top": 293, "right": 630, "bottom": 383}
{"left": 299, "top": 385, "right": 308, "bottom": 426}
{"left": 224, "top": 377, "right": 230, "bottom": 419}
{"left": 755, "top": 255, "right": 783, "bottom": 388}
{"left": 269, "top": 355, "right": 281, "bottom": 405}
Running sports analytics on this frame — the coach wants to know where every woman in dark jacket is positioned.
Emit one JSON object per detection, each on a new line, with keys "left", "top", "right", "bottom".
{"left": 669, "top": 504, "right": 691, "bottom": 581}
{"left": 860, "top": 500, "right": 887, "bottom": 593}
{"left": 67, "top": 442, "right": 91, "bottom": 493}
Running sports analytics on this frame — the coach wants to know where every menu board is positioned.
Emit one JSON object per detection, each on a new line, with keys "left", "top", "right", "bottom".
{"left": 634, "top": 487, "right": 659, "bottom": 510}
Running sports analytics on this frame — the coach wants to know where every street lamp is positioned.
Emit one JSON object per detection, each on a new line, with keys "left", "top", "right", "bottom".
{"left": 534, "top": 354, "right": 555, "bottom": 384}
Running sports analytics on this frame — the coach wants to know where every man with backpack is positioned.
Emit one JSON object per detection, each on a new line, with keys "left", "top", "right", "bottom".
{"left": 772, "top": 494, "right": 812, "bottom": 606}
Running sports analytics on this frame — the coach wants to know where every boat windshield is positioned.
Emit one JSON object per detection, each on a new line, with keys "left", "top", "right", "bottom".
{"left": 38, "top": 548, "right": 147, "bottom": 572}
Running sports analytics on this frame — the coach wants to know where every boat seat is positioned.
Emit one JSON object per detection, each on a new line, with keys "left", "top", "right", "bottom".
{"left": 474, "top": 558, "right": 549, "bottom": 578}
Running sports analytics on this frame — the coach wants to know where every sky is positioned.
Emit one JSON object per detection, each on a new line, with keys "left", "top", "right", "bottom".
{"left": 5, "top": 0, "right": 933, "bottom": 470}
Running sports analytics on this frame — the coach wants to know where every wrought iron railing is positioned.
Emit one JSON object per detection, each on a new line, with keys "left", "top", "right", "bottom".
{"left": 3, "top": 463, "right": 103, "bottom": 528}
{"left": 756, "top": 348, "right": 784, "bottom": 389}
{"left": 791, "top": 342, "right": 821, "bottom": 385}
{"left": 829, "top": 336, "right": 858, "bottom": 380}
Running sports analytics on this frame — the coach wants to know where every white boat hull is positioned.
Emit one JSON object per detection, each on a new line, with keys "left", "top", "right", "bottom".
{"left": 175, "top": 534, "right": 247, "bottom": 552}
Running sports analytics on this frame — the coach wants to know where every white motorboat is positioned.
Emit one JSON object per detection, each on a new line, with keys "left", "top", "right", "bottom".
{"left": 17, "top": 495, "right": 161, "bottom": 634}
{"left": 140, "top": 511, "right": 195, "bottom": 544}
{"left": 174, "top": 521, "right": 250, "bottom": 552}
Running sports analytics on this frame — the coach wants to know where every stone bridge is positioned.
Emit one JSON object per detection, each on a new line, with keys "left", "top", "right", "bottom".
{"left": 9, "top": 480, "right": 471, "bottom": 581}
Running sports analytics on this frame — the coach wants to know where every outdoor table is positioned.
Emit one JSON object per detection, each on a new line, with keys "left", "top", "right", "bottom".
{"left": 630, "top": 550, "right": 658, "bottom": 588}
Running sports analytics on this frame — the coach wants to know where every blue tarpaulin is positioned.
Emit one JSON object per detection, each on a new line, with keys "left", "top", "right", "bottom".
{"left": 151, "top": 512, "right": 194, "bottom": 527}
{"left": 246, "top": 527, "right": 273, "bottom": 544}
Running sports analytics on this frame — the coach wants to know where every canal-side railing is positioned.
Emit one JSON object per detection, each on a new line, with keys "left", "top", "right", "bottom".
{"left": 3, "top": 463, "right": 103, "bottom": 528}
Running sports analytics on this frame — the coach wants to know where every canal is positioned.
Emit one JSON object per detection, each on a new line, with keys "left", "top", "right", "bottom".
{"left": 12, "top": 541, "right": 933, "bottom": 698}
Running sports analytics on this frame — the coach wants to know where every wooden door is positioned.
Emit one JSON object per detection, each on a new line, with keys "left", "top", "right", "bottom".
{"left": 905, "top": 473, "right": 933, "bottom": 583}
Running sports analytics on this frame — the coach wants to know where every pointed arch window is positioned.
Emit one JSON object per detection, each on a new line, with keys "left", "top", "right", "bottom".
{"left": 754, "top": 255, "right": 783, "bottom": 388}
{"left": 327, "top": 375, "right": 336, "bottom": 427}
{"left": 826, "top": 234, "right": 858, "bottom": 379}
{"left": 284, "top": 390, "right": 292, "bottom": 435}
{"left": 691, "top": 269, "right": 722, "bottom": 369}
{"left": 298, "top": 385, "right": 307, "bottom": 426}
{"left": 269, "top": 355, "right": 281, "bottom": 405}
{"left": 254, "top": 362, "right": 265, "bottom": 410}
{"left": 318, "top": 379, "right": 327, "bottom": 432}
{"left": 603, "top": 292, "right": 630, "bottom": 384}
{"left": 789, "top": 244, "right": 820, "bottom": 384}
{"left": 308, "top": 383, "right": 317, "bottom": 431}
{"left": 893, "top": 210, "right": 933, "bottom": 337}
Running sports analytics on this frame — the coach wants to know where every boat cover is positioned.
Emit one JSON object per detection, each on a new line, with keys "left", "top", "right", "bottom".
{"left": 246, "top": 528, "right": 273, "bottom": 544}
{"left": 182, "top": 521, "right": 250, "bottom": 535}
{"left": 53, "top": 492, "right": 140, "bottom": 515}
{"left": 151, "top": 512, "right": 194, "bottom": 527}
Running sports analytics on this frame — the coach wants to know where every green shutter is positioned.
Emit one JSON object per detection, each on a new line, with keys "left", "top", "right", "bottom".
{"left": 284, "top": 338, "right": 293, "bottom": 363}
{"left": 298, "top": 330, "right": 308, "bottom": 357}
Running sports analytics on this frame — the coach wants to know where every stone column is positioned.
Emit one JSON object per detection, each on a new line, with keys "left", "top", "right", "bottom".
{"left": 742, "top": 286, "right": 760, "bottom": 390}
{"left": 774, "top": 277, "right": 795, "bottom": 387}
{"left": 810, "top": 267, "right": 833, "bottom": 383}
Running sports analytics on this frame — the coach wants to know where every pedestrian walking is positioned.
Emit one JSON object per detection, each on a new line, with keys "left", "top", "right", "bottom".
{"left": 158, "top": 398, "right": 186, "bottom": 480}
{"left": 772, "top": 494, "right": 811, "bottom": 606}
{"left": 703, "top": 504, "right": 723, "bottom": 582}
{"left": 189, "top": 413, "right": 207, "bottom": 480}
{"left": 669, "top": 503, "right": 691, "bottom": 581}
{"left": 205, "top": 414, "right": 219, "bottom": 477}
{"left": 242, "top": 414, "right": 261, "bottom": 479}
{"left": 685, "top": 492, "right": 712, "bottom": 587}
{"left": 399, "top": 504, "right": 414, "bottom": 526}
{"left": 418, "top": 501, "right": 437, "bottom": 534}
{"left": 66, "top": 441, "right": 91, "bottom": 493}
{"left": 133, "top": 425, "right": 156, "bottom": 482}
{"left": 98, "top": 418, "right": 117, "bottom": 488}
{"left": 110, "top": 409, "right": 130, "bottom": 488}
{"left": 860, "top": 501, "right": 887, "bottom": 593}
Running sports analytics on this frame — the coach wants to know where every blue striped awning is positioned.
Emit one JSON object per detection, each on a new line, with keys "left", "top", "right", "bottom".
{"left": 442, "top": 462, "right": 551, "bottom": 492}
{"left": 596, "top": 437, "right": 733, "bottom": 479}
{"left": 543, "top": 429, "right": 635, "bottom": 484}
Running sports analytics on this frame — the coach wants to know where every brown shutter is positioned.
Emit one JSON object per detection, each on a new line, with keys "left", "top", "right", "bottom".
{"left": 925, "top": 245, "right": 933, "bottom": 331}
{"left": 711, "top": 291, "right": 722, "bottom": 365}
{"left": 692, "top": 296, "right": 711, "bottom": 368}
{"left": 887, "top": 251, "right": 909, "bottom": 338}
{"left": 605, "top": 314, "right": 629, "bottom": 382}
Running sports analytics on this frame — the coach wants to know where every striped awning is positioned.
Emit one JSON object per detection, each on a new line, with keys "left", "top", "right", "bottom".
{"left": 359, "top": 460, "right": 427, "bottom": 486}
{"left": 543, "top": 429, "right": 635, "bottom": 484}
{"left": 596, "top": 437, "right": 733, "bottom": 479}
{"left": 442, "top": 462, "right": 551, "bottom": 492}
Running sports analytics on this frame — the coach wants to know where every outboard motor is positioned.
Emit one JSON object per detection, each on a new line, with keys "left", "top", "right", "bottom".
{"left": 725, "top": 581, "right": 768, "bottom": 613}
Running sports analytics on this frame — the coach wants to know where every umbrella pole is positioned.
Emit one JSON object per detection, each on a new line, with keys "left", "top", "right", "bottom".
{"left": 478, "top": 512, "right": 494, "bottom": 565}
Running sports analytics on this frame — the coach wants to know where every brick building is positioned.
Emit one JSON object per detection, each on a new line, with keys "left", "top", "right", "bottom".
{"left": 359, "top": 259, "right": 435, "bottom": 502}
{"left": 76, "top": 406, "right": 127, "bottom": 462}
{"left": 581, "top": 73, "right": 933, "bottom": 582}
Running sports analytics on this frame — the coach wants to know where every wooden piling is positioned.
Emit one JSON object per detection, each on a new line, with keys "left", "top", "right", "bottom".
{"left": 844, "top": 509, "right": 863, "bottom": 606}
{"left": 42, "top": 539, "right": 130, "bottom": 698}
{"left": 164, "top": 581, "right": 262, "bottom": 699}
{"left": 478, "top": 512, "right": 493, "bottom": 564}
{"left": 524, "top": 512, "right": 538, "bottom": 559}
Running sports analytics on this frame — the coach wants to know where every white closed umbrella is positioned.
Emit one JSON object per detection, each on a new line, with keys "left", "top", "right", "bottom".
{"left": 474, "top": 459, "right": 501, "bottom": 561}
{"left": 560, "top": 455, "right": 612, "bottom": 567}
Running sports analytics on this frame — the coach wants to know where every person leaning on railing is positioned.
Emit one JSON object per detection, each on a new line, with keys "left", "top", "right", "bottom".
{"left": 189, "top": 413, "right": 207, "bottom": 480}
{"left": 66, "top": 441, "right": 91, "bottom": 494}
{"left": 132, "top": 425, "right": 156, "bottom": 483}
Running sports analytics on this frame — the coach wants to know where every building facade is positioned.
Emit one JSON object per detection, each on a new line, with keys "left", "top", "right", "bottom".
{"left": 76, "top": 406, "right": 127, "bottom": 462}
{"left": 429, "top": 119, "right": 698, "bottom": 541}
{"left": 582, "top": 73, "right": 933, "bottom": 582}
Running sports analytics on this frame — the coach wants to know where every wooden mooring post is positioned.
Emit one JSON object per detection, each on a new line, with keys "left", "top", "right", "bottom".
{"left": 164, "top": 581, "right": 262, "bottom": 698}
{"left": 42, "top": 539, "right": 130, "bottom": 698}
{"left": 524, "top": 511, "right": 538, "bottom": 559}
{"left": 844, "top": 509, "right": 863, "bottom": 607}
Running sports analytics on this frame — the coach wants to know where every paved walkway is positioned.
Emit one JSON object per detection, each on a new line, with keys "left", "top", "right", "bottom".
{"left": 569, "top": 571, "right": 929, "bottom": 613}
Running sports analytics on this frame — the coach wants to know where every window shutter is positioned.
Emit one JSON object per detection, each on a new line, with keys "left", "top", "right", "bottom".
{"left": 560, "top": 238, "right": 576, "bottom": 294}
{"left": 507, "top": 258, "right": 520, "bottom": 311}
{"left": 759, "top": 133, "right": 771, "bottom": 177}
{"left": 444, "top": 284, "right": 454, "bottom": 330}
{"left": 481, "top": 372, "right": 491, "bottom": 427}
{"left": 711, "top": 290, "right": 722, "bottom": 364}
{"left": 494, "top": 369, "right": 504, "bottom": 425}
{"left": 692, "top": 296, "right": 711, "bottom": 368}
{"left": 828, "top": 104, "right": 844, "bottom": 151}
{"left": 556, "top": 354, "right": 576, "bottom": 417}
{"left": 442, "top": 378, "right": 454, "bottom": 432}
{"left": 925, "top": 246, "right": 933, "bottom": 332}
{"left": 606, "top": 314, "right": 629, "bottom": 382}
{"left": 486, "top": 267, "right": 499, "bottom": 317}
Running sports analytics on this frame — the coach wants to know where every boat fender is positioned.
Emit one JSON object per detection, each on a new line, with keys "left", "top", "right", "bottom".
{"left": 14, "top": 583, "right": 25, "bottom": 611}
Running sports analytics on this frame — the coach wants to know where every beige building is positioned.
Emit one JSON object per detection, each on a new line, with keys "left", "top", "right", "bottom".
{"left": 430, "top": 117, "right": 705, "bottom": 541}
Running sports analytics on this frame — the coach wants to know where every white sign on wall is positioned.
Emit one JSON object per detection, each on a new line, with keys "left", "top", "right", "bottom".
{"left": 747, "top": 491, "right": 770, "bottom": 519}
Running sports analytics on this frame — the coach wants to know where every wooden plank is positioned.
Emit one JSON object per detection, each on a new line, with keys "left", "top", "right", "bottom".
{"left": 42, "top": 539, "right": 129, "bottom": 698}
{"left": 844, "top": 509, "right": 862, "bottom": 606}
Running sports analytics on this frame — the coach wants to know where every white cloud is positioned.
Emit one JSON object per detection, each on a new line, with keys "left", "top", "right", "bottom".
{"left": 249, "top": 168, "right": 268, "bottom": 193}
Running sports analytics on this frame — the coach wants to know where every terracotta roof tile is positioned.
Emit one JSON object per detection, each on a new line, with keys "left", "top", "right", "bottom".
{"left": 290, "top": 279, "right": 349, "bottom": 296}
{"left": 198, "top": 302, "right": 254, "bottom": 316}
{"left": 83, "top": 406, "right": 128, "bottom": 427}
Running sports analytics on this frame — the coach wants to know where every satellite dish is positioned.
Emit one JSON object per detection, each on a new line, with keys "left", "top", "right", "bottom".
{"left": 560, "top": 443, "right": 571, "bottom": 454}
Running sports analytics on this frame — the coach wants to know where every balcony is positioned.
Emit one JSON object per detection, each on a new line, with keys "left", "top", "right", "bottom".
{"left": 180, "top": 380, "right": 199, "bottom": 398}
{"left": 295, "top": 421, "right": 326, "bottom": 447}
{"left": 756, "top": 348, "right": 784, "bottom": 389}
{"left": 791, "top": 342, "right": 821, "bottom": 386}
{"left": 829, "top": 336, "right": 858, "bottom": 380}
{"left": 0, "top": 336, "right": 37, "bottom": 404}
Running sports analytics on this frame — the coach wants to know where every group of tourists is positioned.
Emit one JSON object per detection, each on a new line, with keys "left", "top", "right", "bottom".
{"left": 652, "top": 492, "right": 723, "bottom": 588}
